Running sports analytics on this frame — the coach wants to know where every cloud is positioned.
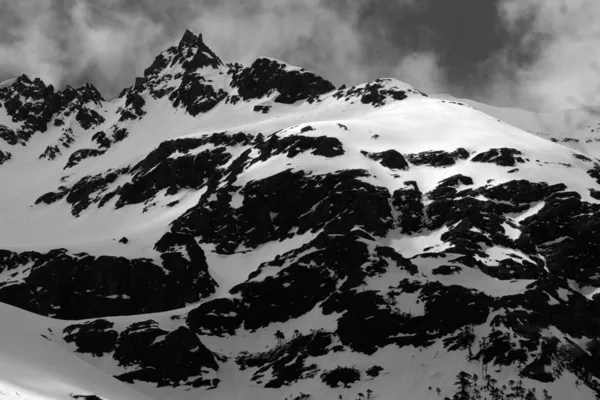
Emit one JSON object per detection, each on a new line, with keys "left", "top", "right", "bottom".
{"left": 67, "top": 0, "right": 167, "bottom": 95}
{"left": 6, "top": 0, "right": 598, "bottom": 114}
{"left": 391, "top": 52, "right": 447, "bottom": 94}
{"left": 0, "top": 0, "right": 65, "bottom": 86}
{"left": 0, "top": 0, "right": 437, "bottom": 98}
{"left": 186, "top": 0, "right": 366, "bottom": 86}
{"left": 0, "top": 0, "right": 368, "bottom": 97}
{"left": 492, "top": 0, "right": 600, "bottom": 111}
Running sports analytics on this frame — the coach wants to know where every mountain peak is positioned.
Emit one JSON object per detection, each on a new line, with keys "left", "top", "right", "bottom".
{"left": 176, "top": 29, "right": 222, "bottom": 69}
{"left": 178, "top": 29, "right": 203, "bottom": 50}
{"left": 143, "top": 30, "right": 223, "bottom": 80}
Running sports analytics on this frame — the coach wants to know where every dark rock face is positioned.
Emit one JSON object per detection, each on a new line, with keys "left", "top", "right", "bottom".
{"left": 118, "top": 92, "right": 146, "bottom": 122}
{"left": 259, "top": 134, "right": 345, "bottom": 159}
{"left": 253, "top": 105, "right": 270, "bottom": 113}
{"left": 0, "top": 125, "right": 18, "bottom": 145}
{"left": 471, "top": 147, "right": 527, "bottom": 166}
{"left": 392, "top": 181, "right": 424, "bottom": 234}
{"left": 0, "top": 76, "right": 105, "bottom": 145}
{"left": 39, "top": 145, "right": 62, "bottom": 160}
{"left": 173, "top": 30, "right": 224, "bottom": 71}
{"left": 76, "top": 107, "right": 104, "bottom": 130}
{"left": 130, "top": 30, "right": 226, "bottom": 117}
{"left": 362, "top": 149, "right": 409, "bottom": 170}
{"left": 63, "top": 318, "right": 220, "bottom": 388}
{"left": 573, "top": 153, "right": 592, "bottom": 162}
{"left": 63, "top": 319, "right": 118, "bottom": 356}
{"left": 428, "top": 174, "right": 473, "bottom": 200}
{"left": 321, "top": 367, "right": 362, "bottom": 388}
{"left": 36, "top": 167, "right": 127, "bottom": 216}
{"left": 517, "top": 193, "right": 600, "bottom": 283}
{"left": 0, "top": 150, "right": 11, "bottom": 165}
{"left": 169, "top": 168, "right": 395, "bottom": 254}
{"left": 406, "top": 148, "right": 470, "bottom": 167}
{"left": 64, "top": 149, "right": 107, "bottom": 169}
{"left": 332, "top": 78, "right": 425, "bottom": 107}
{"left": 91, "top": 131, "right": 111, "bottom": 148}
{"left": 0, "top": 243, "right": 216, "bottom": 319}
{"left": 237, "top": 330, "right": 335, "bottom": 388}
{"left": 229, "top": 57, "right": 335, "bottom": 104}
{"left": 116, "top": 325, "right": 219, "bottom": 387}
{"left": 0, "top": 75, "right": 59, "bottom": 142}
{"left": 39, "top": 129, "right": 76, "bottom": 160}
{"left": 169, "top": 74, "right": 227, "bottom": 116}
{"left": 588, "top": 163, "right": 600, "bottom": 185}
{"left": 36, "top": 131, "right": 347, "bottom": 220}
{"left": 185, "top": 230, "right": 417, "bottom": 345}
{"left": 186, "top": 297, "right": 243, "bottom": 336}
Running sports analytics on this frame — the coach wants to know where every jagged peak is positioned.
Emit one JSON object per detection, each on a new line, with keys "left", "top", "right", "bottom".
{"left": 329, "top": 78, "right": 429, "bottom": 108}
{"left": 11, "top": 74, "right": 50, "bottom": 90}
{"left": 143, "top": 30, "right": 223, "bottom": 79}
{"left": 75, "top": 82, "right": 105, "bottom": 104}
{"left": 0, "top": 74, "right": 55, "bottom": 102}
{"left": 0, "top": 75, "right": 103, "bottom": 103}
{"left": 228, "top": 56, "right": 335, "bottom": 104}
{"left": 177, "top": 29, "right": 203, "bottom": 50}
{"left": 56, "top": 82, "right": 104, "bottom": 105}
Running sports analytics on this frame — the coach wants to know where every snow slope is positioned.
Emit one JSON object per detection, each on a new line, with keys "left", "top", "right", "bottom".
{"left": 0, "top": 302, "right": 152, "bottom": 400}
{"left": 433, "top": 93, "right": 600, "bottom": 157}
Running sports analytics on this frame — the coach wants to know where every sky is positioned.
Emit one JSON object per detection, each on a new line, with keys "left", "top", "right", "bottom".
{"left": 0, "top": 0, "right": 599, "bottom": 112}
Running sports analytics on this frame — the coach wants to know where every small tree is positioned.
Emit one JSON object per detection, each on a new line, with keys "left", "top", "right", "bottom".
{"left": 366, "top": 388, "right": 373, "bottom": 399}
{"left": 455, "top": 371, "right": 472, "bottom": 400}
{"left": 293, "top": 329, "right": 301, "bottom": 338}
{"left": 514, "top": 380, "right": 526, "bottom": 400}
{"left": 525, "top": 389, "right": 538, "bottom": 400}
{"left": 275, "top": 330, "right": 285, "bottom": 345}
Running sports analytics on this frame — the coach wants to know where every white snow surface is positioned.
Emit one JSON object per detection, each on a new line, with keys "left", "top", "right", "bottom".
{"left": 432, "top": 93, "right": 600, "bottom": 157}
{"left": 0, "top": 302, "right": 152, "bottom": 400}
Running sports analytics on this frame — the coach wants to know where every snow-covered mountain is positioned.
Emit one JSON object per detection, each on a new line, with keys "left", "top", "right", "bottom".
{"left": 432, "top": 93, "right": 600, "bottom": 156}
{"left": 2, "top": 30, "right": 600, "bottom": 400}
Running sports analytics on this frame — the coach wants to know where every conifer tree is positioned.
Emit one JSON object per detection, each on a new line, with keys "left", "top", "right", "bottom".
{"left": 454, "top": 371, "right": 472, "bottom": 400}
{"left": 275, "top": 330, "right": 285, "bottom": 345}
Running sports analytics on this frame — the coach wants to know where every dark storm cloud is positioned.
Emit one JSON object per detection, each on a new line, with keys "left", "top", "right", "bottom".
{"left": 0, "top": 0, "right": 599, "bottom": 111}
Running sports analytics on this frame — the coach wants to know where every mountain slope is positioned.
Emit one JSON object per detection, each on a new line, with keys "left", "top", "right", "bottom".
{"left": 1, "top": 30, "right": 600, "bottom": 400}
{"left": 432, "top": 93, "right": 600, "bottom": 157}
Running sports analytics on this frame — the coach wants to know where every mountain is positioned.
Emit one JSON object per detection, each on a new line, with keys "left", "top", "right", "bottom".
{"left": 1, "top": 29, "right": 600, "bottom": 400}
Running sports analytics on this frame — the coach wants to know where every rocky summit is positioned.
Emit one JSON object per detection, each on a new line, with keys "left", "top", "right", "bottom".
{"left": 1, "top": 30, "right": 600, "bottom": 400}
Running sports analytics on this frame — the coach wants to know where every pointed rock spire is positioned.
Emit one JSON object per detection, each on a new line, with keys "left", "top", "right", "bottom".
{"left": 178, "top": 29, "right": 223, "bottom": 70}
{"left": 144, "top": 30, "right": 223, "bottom": 79}
{"left": 178, "top": 29, "right": 201, "bottom": 50}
